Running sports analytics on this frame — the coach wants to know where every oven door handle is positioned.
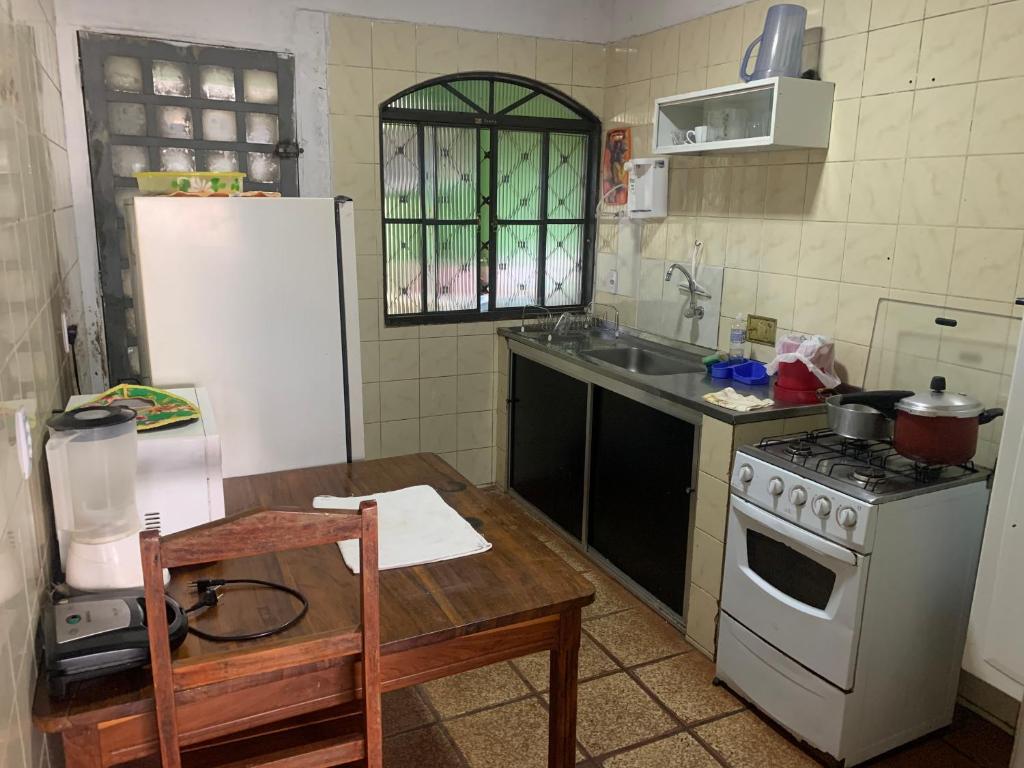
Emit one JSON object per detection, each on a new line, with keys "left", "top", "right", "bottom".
{"left": 731, "top": 496, "right": 858, "bottom": 567}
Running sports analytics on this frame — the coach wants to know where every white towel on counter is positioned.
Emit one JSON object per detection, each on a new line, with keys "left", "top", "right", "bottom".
{"left": 313, "top": 485, "right": 492, "bottom": 573}
{"left": 703, "top": 387, "right": 774, "bottom": 412}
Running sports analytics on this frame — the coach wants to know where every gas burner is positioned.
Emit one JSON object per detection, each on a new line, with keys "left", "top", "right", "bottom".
{"left": 851, "top": 467, "right": 887, "bottom": 487}
{"left": 786, "top": 441, "right": 814, "bottom": 458}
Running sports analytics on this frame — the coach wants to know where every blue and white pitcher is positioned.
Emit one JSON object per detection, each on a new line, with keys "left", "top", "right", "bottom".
{"left": 740, "top": 3, "right": 807, "bottom": 82}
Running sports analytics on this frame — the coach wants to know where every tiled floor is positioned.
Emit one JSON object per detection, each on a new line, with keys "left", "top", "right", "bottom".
{"left": 378, "top": 492, "right": 1015, "bottom": 768}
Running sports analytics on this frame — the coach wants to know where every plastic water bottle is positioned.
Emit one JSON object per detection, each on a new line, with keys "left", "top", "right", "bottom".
{"left": 729, "top": 314, "right": 747, "bottom": 361}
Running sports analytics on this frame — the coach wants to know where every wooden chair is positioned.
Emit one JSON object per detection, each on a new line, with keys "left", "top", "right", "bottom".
{"left": 139, "top": 502, "right": 382, "bottom": 768}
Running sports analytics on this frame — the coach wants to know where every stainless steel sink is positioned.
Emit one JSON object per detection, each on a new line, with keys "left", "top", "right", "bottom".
{"left": 582, "top": 346, "right": 705, "bottom": 376}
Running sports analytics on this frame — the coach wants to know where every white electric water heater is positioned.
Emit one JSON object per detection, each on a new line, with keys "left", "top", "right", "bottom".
{"left": 626, "top": 158, "right": 668, "bottom": 219}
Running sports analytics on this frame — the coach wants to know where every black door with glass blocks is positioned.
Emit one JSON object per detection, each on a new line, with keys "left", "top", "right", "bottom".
{"left": 78, "top": 32, "right": 297, "bottom": 383}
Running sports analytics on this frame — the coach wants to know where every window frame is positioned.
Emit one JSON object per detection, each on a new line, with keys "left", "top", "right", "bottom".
{"left": 378, "top": 72, "right": 601, "bottom": 326}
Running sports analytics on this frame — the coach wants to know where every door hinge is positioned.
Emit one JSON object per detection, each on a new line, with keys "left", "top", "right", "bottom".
{"left": 274, "top": 140, "right": 304, "bottom": 159}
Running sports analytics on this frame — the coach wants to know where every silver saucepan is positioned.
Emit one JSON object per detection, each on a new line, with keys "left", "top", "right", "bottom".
{"left": 825, "top": 390, "right": 914, "bottom": 441}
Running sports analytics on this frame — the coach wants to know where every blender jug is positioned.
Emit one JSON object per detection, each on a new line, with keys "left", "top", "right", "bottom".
{"left": 740, "top": 4, "right": 807, "bottom": 82}
{"left": 47, "top": 406, "right": 144, "bottom": 590}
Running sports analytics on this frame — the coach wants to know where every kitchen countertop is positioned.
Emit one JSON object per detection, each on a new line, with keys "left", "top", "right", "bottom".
{"left": 499, "top": 326, "right": 826, "bottom": 425}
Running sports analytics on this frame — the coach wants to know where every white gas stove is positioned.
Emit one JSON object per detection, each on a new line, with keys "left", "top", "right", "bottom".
{"left": 716, "top": 429, "right": 991, "bottom": 767}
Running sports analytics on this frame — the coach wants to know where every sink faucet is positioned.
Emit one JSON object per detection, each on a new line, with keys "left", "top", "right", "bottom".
{"left": 520, "top": 304, "right": 553, "bottom": 331}
{"left": 665, "top": 263, "right": 711, "bottom": 319}
{"left": 552, "top": 311, "right": 574, "bottom": 336}
{"left": 587, "top": 301, "right": 620, "bottom": 337}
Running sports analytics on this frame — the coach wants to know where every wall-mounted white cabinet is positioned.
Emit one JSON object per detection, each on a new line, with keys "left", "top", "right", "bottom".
{"left": 652, "top": 77, "right": 835, "bottom": 155}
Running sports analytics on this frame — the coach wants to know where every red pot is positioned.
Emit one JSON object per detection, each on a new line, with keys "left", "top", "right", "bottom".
{"left": 892, "top": 376, "right": 1003, "bottom": 466}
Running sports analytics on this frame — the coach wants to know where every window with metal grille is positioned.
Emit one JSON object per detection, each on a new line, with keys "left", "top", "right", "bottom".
{"left": 379, "top": 74, "right": 600, "bottom": 325}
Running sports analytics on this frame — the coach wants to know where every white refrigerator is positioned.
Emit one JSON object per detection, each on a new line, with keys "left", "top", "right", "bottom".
{"left": 127, "top": 196, "right": 363, "bottom": 478}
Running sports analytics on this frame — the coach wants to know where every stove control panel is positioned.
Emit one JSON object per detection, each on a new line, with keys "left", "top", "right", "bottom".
{"left": 731, "top": 452, "right": 876, "bottom": 554}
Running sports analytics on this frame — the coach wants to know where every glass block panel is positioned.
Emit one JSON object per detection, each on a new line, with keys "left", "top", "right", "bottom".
{"left": 494, "top": 81, "right": 532, "bottom": 113}
{"left": 544, "top": 223, "right": 583, "bottom": 306}
{"left": 386, "top": 222, "right": 423, "bottom": 315}
{"left": 202, "top": 150, "right": 238, "bottom": 172}
{"left": 495, "top": 224, "right": 539, "bottom": 308}
{"left": 450, "top": 80, "right": 489, "bottom": 111}
{"left": 243, "top": 69, "right": 278, "bottom": 104}
{"left": 107, "top": 102, "right": 147, "bottom": 136}
{"left": 201, "top": 109, "right": 237, "bottom": 142}
{"left": 389, "top": 84, "right": 474, "bottom": 113}
{"left": 104, "top": 56, "right": 142, "bottom": 93}
{"left": 424, "top": 126, "right": 476, "bottom": 221}
{"left": 547, "top": 133, "right": 588, "bottom": 219}
{"left": 199, "top": 65, "right": 236, "bottom": 101}
{"left": 157, "top": 106, "right": 193, "bottom": 139}
{"left": 427, "top": 224, "right": 478, "bottom": 312}
{"left": 247, "top": 152, "right": 280, "bottom": 183}
{"left": 508, "top": 93, "right": 581, "bottom": 120}
{"left": 159, "top": 146, "right": 195, "bottom": 172}
{"left": 152, "top": 60, "right": 191, "bottom": 97}
{"left": 110, "top": 145, "right": 148, "bottom": 178}
{"left": 381, "top": 122, "right": 421, "bottom": 219}
{"left": 496, "top": 130, "right": 541, "bottom": 221}
{"left": 245, "top": 113, "right": 279, "bottom": 145}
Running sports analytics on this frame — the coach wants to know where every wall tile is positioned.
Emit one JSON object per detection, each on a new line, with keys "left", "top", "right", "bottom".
{"left": 708, "top": 6, "right": 745, "bottom": 64}
{"left": 330, "top": 114, "right": 375, "bottom": 164}
{"left": 416, "top": 26, "right": 459, "bottom": 75}
{"left": 380, "top": 378, "right": 419, "bottom": 421}
{"left": 960, "top": 155, "right": 1024, "bottom": 228}
{"left": 698, "top": 416, "right": 734, "bottom": 481}
{"left": 760, "top": 220, "right": 802, "bottom": 274}
{"left": 721, "top": 268, "right": 758, "bottom": 317}
{"left": 899, "top": 156, "right": 964, "bottom": 226}
{"left": 798, "top": 221, "right": 846, "bottom": 279}
{"left": 969, "top": 78, "right": 1024, "bottom": 155}
{"left": 334, "top": 163, "right": 378, "bottom": 210}
{"left": 419, "top": 336, "right": 458, "bottom": 378}
{"left": 854, "top": 92, "right": 913, "bottom": 159}
{"left": 725, "top": 219, "right": 763, "bottom": 269}
{"left": 573, "top": 43, "right": 606, "bottom": 87}
{"left": 979, "top": 1, "right": 1024, "bottom": 80}
{"left": 458, "top": 30, "right": 498, "bottom": 71}
{"left": 819, "top": 32, "right": 867, "bottom": 99}
{"left": 678, "top": 17, "right": 711, "bottom": 72}
{"left": 457, "top": 410, "right": 493, "bottom": 450}
{"left": 804, "top": 162, "right": 853, "bottom": 221}
{"left": 536, "top": 39, "right": 573, "bottom": 85}
{"left": 823, "top": 0, "right": 873, "bottom": 39}
{"left": 626, "top": 35, "right": 652, "bottom": 82}
{"left": 842, "top": 223, "right": 896, "bottom": 286}
{"left": 686, "top": 584, "right": 718, "bottom": 655}
{"left": 361, "top": 341, "right": 380, "bottom": 382}
{"left": 917, "top": 8, "right": 986, "bottom": 88}
{"left": 871, "top": 0, "right": 926, "bottom": 28}
{"left": 706, "top": 61, "right": 740, "bottom": 88}
{"left": 926, "top": 0, "right": 985, "bottom": 15}
{"left": 457, "top": 372, "right": 493, "bottom": 413}
{"left": 498, "top": 35, "right": 537, "bottom": 79}
{"left": 848, "top": 159, "right": 904, "bottom": 223}
{"left": 457, "top": 447, "right": 494, "bottom": 485}
{"left": 420, "top": 414, "right": 457, "bottom": 453}
{"left": 908, "top": 83, "right": 975, "bottom": 156}
{"left": 372, "top": 68, "right": 416, "bottom": 109}
{"left": 763, "top": 164, "right": 807, "bottom": 218}
{"left": 421, "top": 376, "right": 458, "bottom": 416}
{"left": 363, "top": 381, "right": 381, "bottom": 423}
{"left": 692, "top": 528, "right": 725, "bottom": 599}
{"left": 649, "top": 25, "right": 680, "bottom": 77}
{"left": 695, "top": 471, "right": 729, "bottom": 540}
{"left": 836, "top": 283, "right": 889, "bottom": 344}
{"left": 380, "top": 418, "right": 420, "bottom": 457}
{"left": 458, "top": 334, "right": 493, "bottom": 374}
{"left": 371, "top": 21, "right": 416, "bottom": 71}
{"left": 379, "top": 338, "right": 419, "bottom": 380}
{"left": 826, "top": 99, "right": 860, "bottom": 161}
{"left": 755, "top": 272, "right": 797, "bottom": 327}
{"left": 793, "top": 277, "right": 840, "bottom": 336}
{"left": 329, "top": 15, "right": 372, "bottom": 67}
{"left": 861, "top": 22, "right": 922, "bottom": 95}
{"left": 949, "top": 228, "right": 1024, "bottom": 302}
{"left": 891, "top": 225, "right": 954, "bottom": 293}
{"left": 327, "top": 65, "right": 373, "bottom": 116}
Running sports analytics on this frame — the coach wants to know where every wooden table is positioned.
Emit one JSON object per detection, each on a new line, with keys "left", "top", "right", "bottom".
{"left": 33, "top": 453, "right": 595, "bottom": 767}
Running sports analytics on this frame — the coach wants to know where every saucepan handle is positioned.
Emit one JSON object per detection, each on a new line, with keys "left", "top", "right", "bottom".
{"left": 979, "top": 408, "right": 1004, "bottom": 425}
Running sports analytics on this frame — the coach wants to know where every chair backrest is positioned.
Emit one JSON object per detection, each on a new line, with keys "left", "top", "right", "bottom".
{"left": 140, "top": 502, "right": 381, "bottom": 768}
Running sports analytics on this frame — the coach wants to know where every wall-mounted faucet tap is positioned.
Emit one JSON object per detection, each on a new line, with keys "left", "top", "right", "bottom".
{"left": 665, "top": 263, "right": 711, "bottom": 319}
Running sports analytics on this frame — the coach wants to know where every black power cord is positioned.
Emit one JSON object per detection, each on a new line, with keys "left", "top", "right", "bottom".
{"left": 184, "top": 578, "right": 308, "bottom": 642}
{"left": 66, "top": 324, "right": 81, "bottom": 395}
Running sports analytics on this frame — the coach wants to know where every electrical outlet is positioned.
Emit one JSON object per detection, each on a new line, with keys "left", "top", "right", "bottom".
{"left": 747, "top": 314, "right": 778, "bottom": 346}
{"left": 606, "top": 268, "right": 618, "bottom": 293}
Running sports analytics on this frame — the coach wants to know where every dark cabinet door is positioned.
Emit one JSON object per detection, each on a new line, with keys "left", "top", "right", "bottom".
{"left": 588, "top": 387, "right": 695, "bottom": 615}
{"left": 509, "top": 355, "right": 588, "bottom": 540}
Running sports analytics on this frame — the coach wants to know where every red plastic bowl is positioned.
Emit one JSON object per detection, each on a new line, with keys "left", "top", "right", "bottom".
{"left": 773, "top": 383, "right": 825, "bottom": 404}
{"left": 777, "top": 360, "right": 822, "bottom": 391}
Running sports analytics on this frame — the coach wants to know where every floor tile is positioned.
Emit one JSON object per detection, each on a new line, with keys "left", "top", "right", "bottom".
{"left": 574, "top": 673, "right": 676, "bottom": 757}
{"left": 634, "top": 653, "right": 743, "bottom": 724}
{"left": 383, "top": 687, "right": 436, "bottom": 736}
{"left": 866, "top": 738, "right": 977, "bottom": 767}
{"left": 420, "top": 662, "right": 530, "bottom": 719}
{"left": 581, "top": 573, "right": 644, "bottom": 621}
{"left": 543, "top": 535, "right": 591, "bottom": 572}
{"left": 512, "top": 635, "right": 618, "bottom": 693}
{"left": 584, "top": 608, "right": 692, "bottom": 667}
{"left": 383, "top": 724, "right": 464, "bottom": 767}
{"left": 445, "top": 698, "right": 580, "bottom": 768}
{"left": 695, "top": 710, "right": 821, "bottom": 768}
{"left": 602, "top": 733, "right": 721, "bottom": 768}
{"left": 940, "top": 707, "right": 1014, "bottom": 768}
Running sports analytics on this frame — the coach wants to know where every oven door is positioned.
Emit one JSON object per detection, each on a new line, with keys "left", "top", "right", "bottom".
{"left": 721, "top": 495, "right": 868, "bottom": 690}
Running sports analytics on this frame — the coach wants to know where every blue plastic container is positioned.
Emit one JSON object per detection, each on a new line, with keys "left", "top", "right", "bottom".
{"left": 732, "top": 361, "right": 770, "bottom": 385}
{"left": 710, "top": 360, "right": 746, "bottom": 379}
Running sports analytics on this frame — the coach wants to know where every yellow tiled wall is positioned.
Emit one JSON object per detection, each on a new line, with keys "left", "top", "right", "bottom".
{"left": 327, "top": 14, "right": 607, "bottom": 483}
{"left": 0, "top": 0, "right": 80, "bottom": 765}
{"left": 597, "top": 0, "right": 1024, "bottom": 390}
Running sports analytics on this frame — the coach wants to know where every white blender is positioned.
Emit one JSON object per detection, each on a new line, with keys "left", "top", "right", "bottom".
{"left": 46, "top": 406, "right": 145, "bottom": 591}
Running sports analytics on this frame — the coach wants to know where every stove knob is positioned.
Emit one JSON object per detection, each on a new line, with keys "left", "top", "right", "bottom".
{"left": 790, "top": 487, "right": 807, "bottom": 506}
{"left": 738, "top": 464, "right": 754, "bottom": 483}
{"left": 837, "top": 506, "right": 858, "bottom": 529}
{"left": 768, "top": 477, "right": 784, "bottom": 496}
{"left": 812, "top": 496, "right": 832, "bottom": 518}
